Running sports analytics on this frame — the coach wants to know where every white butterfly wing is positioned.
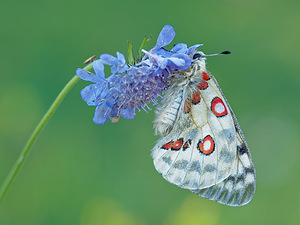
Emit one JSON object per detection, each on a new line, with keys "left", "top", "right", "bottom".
{"left": 153, "top": 71, "right": 237, "bottom": 190}
{"left": 193, "top": 72, "right": 256, "bottom": 206}
{"left": 152, "top": 68, "right": 255, "bottom": 206}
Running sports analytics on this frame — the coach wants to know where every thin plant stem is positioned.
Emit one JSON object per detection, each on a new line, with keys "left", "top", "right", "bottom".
{"left": 0, "top": 63, "right": 94, "bottom": 202}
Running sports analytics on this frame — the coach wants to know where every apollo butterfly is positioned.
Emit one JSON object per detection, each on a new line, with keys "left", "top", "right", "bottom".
{"left": 152, "top": 51, "right": 255, "bottom": 206}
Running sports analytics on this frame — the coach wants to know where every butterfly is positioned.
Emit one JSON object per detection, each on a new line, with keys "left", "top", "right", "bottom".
{"left": 152, "top": 51, "right": 256, "bottom": 206}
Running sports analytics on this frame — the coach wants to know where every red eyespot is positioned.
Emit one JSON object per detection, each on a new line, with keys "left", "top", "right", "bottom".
{"left": 202, "top": 72, "right": 210, "bottom": 81}
{"left": 197, "top": 81, "right": 208, "bottom": 90}
{"left": 211, "top": 97, "right": 228, "bottom": 117}
{"left": 183, "top": 139, "right": 191, "bottom": 151}
{"left": 171, "top": 138, "right": 183, "bottom": 151}
{"left": 198, "top": 135, "right": 215, "bottom": 155}
{"left": 161, "top": 141, "right": 174, "bottom": 150}
{"left": 192, "top": 91, "right": 201, "bottom": 104}
{"left": 184, "top": 100, "right": 191, "bottom": 113}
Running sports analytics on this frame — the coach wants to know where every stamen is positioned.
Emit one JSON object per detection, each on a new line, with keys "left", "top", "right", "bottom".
{"left": 144, "top": 104, "right": 152, "bottom": 111}
{"left": 103, "top": 108, "right": 110, "bottom": 117}
{"left": 141, "top": 106, "right": 148, "bottom": 113}
{"left": 151, "top": 99, "right": 159, "bottom": 105}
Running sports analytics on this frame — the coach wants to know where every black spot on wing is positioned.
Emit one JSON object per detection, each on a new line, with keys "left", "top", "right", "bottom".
{"left": 220, "top": 147, "right": 235, "bottom": 164}
{"left": 173, "top": 160, "right": 189, "bottom": 170}
{"left": 188, "top": 161, "right": 202, "bottom": 174}
{"left": 237, "top": 144, "right": 247, "bottom": 155}
{"left": 203, "top": 164, "right": 216, "bottom": 173}
{"left": 245, "top": 167, "right": 255, "bottom": 174}
{"left": 219, "top": 129, "right": 235, "bottom": 143}
{"left": 162, "top": 156, "right": 172, "bottom": 166}
{"left": 226, "top": 176, "right": 235, "bottom": 183}
{"left": 236, "top": 174, "right": 245, "bottom": 183}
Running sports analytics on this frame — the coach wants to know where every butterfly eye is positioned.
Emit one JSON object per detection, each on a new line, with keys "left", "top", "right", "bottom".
{"left": 192, "top": 53, "right": 202, "bottom": 59}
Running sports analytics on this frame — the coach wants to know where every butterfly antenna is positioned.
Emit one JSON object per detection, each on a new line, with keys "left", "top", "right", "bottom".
{"left": 205, "top": 51, "right": 231, "bottom": 57}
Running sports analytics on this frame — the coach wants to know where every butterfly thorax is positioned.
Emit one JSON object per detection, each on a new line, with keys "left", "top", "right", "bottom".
{"left": 167, "top": 56, "right": 207, "bottom": 89}
{"left": 154, "top": 56, "right": 207, "bottom": 136}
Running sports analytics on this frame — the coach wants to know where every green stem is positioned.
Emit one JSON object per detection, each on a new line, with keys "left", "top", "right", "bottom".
{"left": 0, "top": 63, "right": 94, "bottom": 202}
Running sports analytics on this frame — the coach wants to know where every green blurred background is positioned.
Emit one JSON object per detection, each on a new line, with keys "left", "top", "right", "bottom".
{"left": 0, "top": 0, "right": 300, "bottom": 224}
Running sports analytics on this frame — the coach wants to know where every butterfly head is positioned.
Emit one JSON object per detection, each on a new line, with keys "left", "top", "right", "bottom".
{"left": 190, "top": 51, "right": 207, "bottom": 74}
{"left": 192, "top": 51, "right": 206, "bottom": 60}
{"left": 192, "top": 50, "right": 231, "bottom": 60}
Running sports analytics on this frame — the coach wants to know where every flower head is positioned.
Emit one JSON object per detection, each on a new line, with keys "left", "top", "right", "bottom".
{"left": 76, "top": 25, "right": 202, "bottom": 125}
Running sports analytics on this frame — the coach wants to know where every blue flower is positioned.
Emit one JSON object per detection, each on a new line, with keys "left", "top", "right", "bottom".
{"left": 76, "top": 61, "right": 166, "bottom": 125}
{"left": 100, "top": 51, "right": 129, "bottom": 74}
{"left": 77, "top": 25, "right": 203, "bottom": 125}
{"left": 76, "top": 60, "right": 109, "bottom": 107}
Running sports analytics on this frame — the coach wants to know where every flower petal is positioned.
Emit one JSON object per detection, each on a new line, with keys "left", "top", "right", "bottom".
{"left": 156, "top": 48, "right": 173, "bottom": 57}
{"left": 153, "top": 25, "right": 175, "bottom": 50}
{"left": 100, "top": 53, "right": 117, "bottom": 65}
{"left": 141, "top": 49, "right": 168, "bottom": 69}
{"left": 167, "top": 53, "right": 191, "bottom": 70}
{"left": 80, "top": 83, "right": 108, "bottom": 106}
{"left": 111, "top": 65, "right": 118, "bottom": 74}
{"left": 117, "top": 64, "right": 129, "bottom": 74}
{"left": 120, "top": 107, "right": 135, "bottom": 119}
{"left": 171, "top": 43, "right": 188, "bottom": 53}
{"left": 167, "top": 57, "right": 185, "bottom": 67}
{"left": 105, "top": 88, "right": 120, "bottom": 107}
{"left": 110, "top": 105, "right": 120, "bottom": 118}
{"left": 76, "top": 68, "right": 102, "bottom": 83}
{"left": 186, "top": 44, "right": 203, "bottom": 55}
{"left": 93, "top": 60, "right": 105, "bottom": 79}
{"left": 116, "top": 51, "right": 126, "bottom": 64}
{"left": 93, "top": 101, "right": 111, "bottom": 125}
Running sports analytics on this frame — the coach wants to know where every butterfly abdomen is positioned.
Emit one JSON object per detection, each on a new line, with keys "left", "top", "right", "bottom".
{"left": 154, "top": 89, "right": 185, "bottom": 135}
{"left": 153, "top": 67, "right": 206, "bottom": 136}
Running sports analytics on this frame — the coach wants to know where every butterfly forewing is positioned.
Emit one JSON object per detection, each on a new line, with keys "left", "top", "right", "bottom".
{"left": 195, "top": 77, "right": 237, "bottom": 184}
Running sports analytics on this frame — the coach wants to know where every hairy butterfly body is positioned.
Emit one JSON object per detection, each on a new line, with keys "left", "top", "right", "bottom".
{"left": 152, "top": 51, "right": 255, "bottom": 206}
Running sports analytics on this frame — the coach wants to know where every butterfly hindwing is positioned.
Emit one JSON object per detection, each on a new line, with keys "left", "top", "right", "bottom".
{"left": 193, "top": 134, "right": 255, "bottom": 206}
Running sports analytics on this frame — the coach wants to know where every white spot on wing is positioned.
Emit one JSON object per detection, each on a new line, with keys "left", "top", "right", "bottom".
{"left": 215, "top": 102, "right": 225, "bottom": 114}
{"left": 245, "top": 173, "right": 255, "bottom": 185}
{"left": 203, "top": 139, "right": 211, "bottom": 151}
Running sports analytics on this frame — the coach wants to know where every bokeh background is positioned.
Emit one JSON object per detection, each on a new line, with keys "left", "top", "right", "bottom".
{"left": 1, "top": 0, "right": 300, "bottom": 224}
